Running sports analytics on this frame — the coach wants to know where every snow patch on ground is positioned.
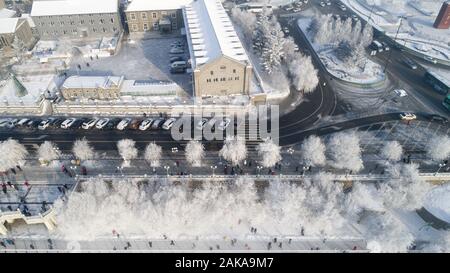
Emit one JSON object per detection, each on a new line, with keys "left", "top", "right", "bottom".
{"left": 424, "top": 184, "right": 450, "bottom": 224}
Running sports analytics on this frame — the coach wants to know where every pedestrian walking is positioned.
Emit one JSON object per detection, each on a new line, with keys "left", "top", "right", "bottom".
{"left": 0, "top": 241, "right": 5, "bottom": 248}
{"left": 170, "top": 240, "right": 175, "bottom": 246}
{"left": 16, "top": 165, "right": 22, "bottom": 171}
{"left": 288, "top": 238, "right": 292, "bottom": 244}
{"left": 148, "top": 241, "right": 152, "bottom": 248}
{"left": 127, "top": 242, "right": 131, "bottom": 248}
{"left": 30, "top": 244, "right": 35, "bottom": 249}
{"left": 273, "top": 238, "right": 277, "bottom": 243}
{"left": 267, "top": 242, "right": 271, "bottom": 250}
{"left": 279, "top": 242, "right": 282, "bottom": 248}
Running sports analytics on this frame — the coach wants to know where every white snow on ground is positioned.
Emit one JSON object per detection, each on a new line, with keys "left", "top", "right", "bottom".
{"left": 297, "top": 17, "right": 385, "bottom": 84}
{"left": 424, "top": 184, "right": 450, "bottom": 224}
{"left": 342, "top": 0, "right": 450, "bottom": 64}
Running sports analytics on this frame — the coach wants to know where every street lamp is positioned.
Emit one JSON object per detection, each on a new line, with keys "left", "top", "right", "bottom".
{"left": 164, "top": 165, "right": 170, "bottom": 176}
{"left": 257, "top": 166, "right": 262, "bottom": 176}
{"left": 116, "top": 166, "right": 124, "bottom": 176}
{"left": 287, "top": 147, "right": 294, "bottom": 155}
{"left": 435, "top": 163, "right": 446, "bottom": 176}
{"left": 211, "top": 165, "right": 217, "bottom": 177}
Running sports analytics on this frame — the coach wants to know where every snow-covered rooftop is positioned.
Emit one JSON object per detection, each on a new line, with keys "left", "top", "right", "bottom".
{"left": 120, "top": 80, "right": 180, "bottom": 96}
{"left": 20, "top": 14, "right": 36, "bottom": 28}
{"left": 62, "top": 76, "right": 124, "bottom": 89}
{"left": 31, "top": 0, "right": 118, "bottom": 17}
{"left": 0, "top": 18, "right": 18, "bottom": 34}
{"left": 126, "top": 0, "right": 191, "bottom": 12}
{"left": 184, "top": 0, "right": 249, "bottom": 68}
{"left": 0, "top": 8, "right": 16, "bottom": 19}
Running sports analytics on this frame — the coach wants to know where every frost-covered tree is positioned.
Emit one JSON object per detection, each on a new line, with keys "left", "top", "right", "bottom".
{"left": 300, "top": 135, "right": 326, "bottom": 167}
{"left": 219, "top": 136, "right": 247, "bottom": 166}
{"left": 260, "top": 17, "right": 286, "bottom": 74}
{"left": 230, "top": 7, "right": 257, "bottom": 43}
{"left": 359, "top": 22, "right": 374, "bottom": 48}
{"left": 288, "top": 53, "right": 319, "bottom": 93}
{"left": 257, "top": 138, "right": 282, "bottom": 168}
{"left": 327, "top": 132, "right": 363, "bottom": 172}
{"left": 117, "top": 139, "right": 138, "bottom": 167}
{"left": 37, "top": 141, "right": 61, "bottom": 163}
{"left": 72, "top": 138, "right": 95, "bottom": 161}
{"left": 185, "top": 140, "right": 204, "bottom": 167}
{"left": 425, "top": 134, "right": 450, "bottom": 162}
{"left": 144, "top": 142, "right": 162, "bottom": 167}
{"left": 252, "top": 6, "right": 272, "bottom": 54}
{"left": 381, "top": 163, "right": 431, "bottom": 210}
{"left": 0, "top": 138, "right": 28, "bottom": 172}
{"left": 380, "top": 141, "right": 403, "bottom": 162}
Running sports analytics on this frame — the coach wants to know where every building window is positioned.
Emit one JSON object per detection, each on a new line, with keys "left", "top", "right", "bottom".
{"left": 93, "top": 28, "right": 97, "bottom": 32}
{"left": 235, "top": 77, "right": 239, "bottom": 80}
{"left": 233, "top": 69, "right": 236, "bottom": 73}
{"left": 214, "top": 78, "right": 218, "bottom": 82}
{"left": 171, "top": 13, "right": 176, "bottom": 18}
{"left": 141, "top": 12, "right": 147, "bottom": 20}
{"left": 153, "top": 22, "right": 159, "bottom": 29}
{"left": 90, "top": 19, "right": 94, "bottom": 24}
{"left": 152, "top": 12, "right": 157, "bottom": 19}
{"left": 60, "top": 21, "right": 65, "bottom": 25}
{"left": 172, "top": 22, "right": 177, "bottom": 28}
{"left": 103, "top": 28, "right": 107, "bottom": 33}
{"left": 111, "top": 18, "right": 114, "bottom": 23}
{"left": 132, "top": 24, "right": 138, "bottom": 31}
{"left": 206, "top": 79, "right": 211, "bottom": 83}
{"left": 220, "top": 66, "right": 226, "bottom": 69}
{"left": 228, "top": 77, "right": 233, "bottom": 81}
{"left": 50, "top": 21, "right": 55, "bottom": 26}
{"left": 80, "top": 19, "right": 84, "bottom": 24}
{"left": 143, "top": 23, "right": 148, "bottom": 31}
{"left": 100, "top": 19, "right": 105, "bottom": 24}
{"left": 210, "top": 71, "right": 214, "bottom": 75}
{"left": 130, "top": 13, "right": 136, "bottom": 20}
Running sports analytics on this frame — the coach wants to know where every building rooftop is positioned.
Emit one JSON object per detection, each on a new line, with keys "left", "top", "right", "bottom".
{"left": 20, "top": 14, "right": 36, "bottom": 28}
{"left": 120, "top": 80, "right": 181, "bottom": 96}
{"left": 30, "top": 0, "right": 118, "bottom": 17}
{"left": 126, "top": 0, "right": 191, "bottom": 12}
{"left": 62, "top": 76, "right": 124, "bottom": 89}
{"left": 0, "top": 8, "right": 16, "bottom": 19}
{"left": 183, "top": 0, "right": 249, "bottom": 69}
{"left": 0, "top": 18, "right": 18, "bottom": 34}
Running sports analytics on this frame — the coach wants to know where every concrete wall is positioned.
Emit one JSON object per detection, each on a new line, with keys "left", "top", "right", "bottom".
{"left": 32, "top": 12, "right": 122, "bottom": 39}
{"left": 61, "top": 86, "right": 121, "bottom": 100}
{"left": 194, "top": 56, "right": 252, "bottom": 97}
{"left": 125, "top": 9, "right": 184, "bottom": 32}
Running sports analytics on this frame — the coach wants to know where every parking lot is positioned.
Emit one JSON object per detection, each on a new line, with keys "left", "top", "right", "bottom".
{"left": 68, "top": 35, "right": 192, "bottom": 95}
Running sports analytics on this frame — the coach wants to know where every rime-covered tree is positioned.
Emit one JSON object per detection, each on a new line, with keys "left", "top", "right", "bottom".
{"left": 260, "top": 17, "right": 286, "bottom": 74}
{"left": 117, "top": 139, "right": 138, "bottom": 167}
{"left": 380, "top": 141, "right": 403, "bottom": 162}
{"left": 185, "top": 140, "right": 205, "bottom": 167}
{"left": 425, "top": 134, "right": 450, "bottom": 162}
{"left": 230, "top": 7, "right": 257, "bottom": 43}
{"left": 288, "top": 53, "right": 319, "bottom": 93}
{"left": 144, "top": 142, "right": 162, "bottom": 167}
{"left": 300, "top": 135, "right": 326, "bottom": 167}
{"left": 219, "top": 136, "right": 247, "bottom": 166}
{"left": 252, "top": 6, "right": 272, "bottom": 54}
{"left": 257, "top": 138, "right": 282, "bottom": 168}
{"left": 327, "top": 132, "right": 363, "bottom": 172}
{"left": 0, "top": 138, "right": 28, "bottom": 172}
{"left": 72, "top": 138, "right": 95, "bottom": 162}
{"left": 37, "top": 141, "right": 61, "bottom": 163}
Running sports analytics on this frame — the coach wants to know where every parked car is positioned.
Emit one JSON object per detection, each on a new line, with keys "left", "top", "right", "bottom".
{"left": 424, "top": 56, "right": 437, "bottom": 64}
{"left": 129, "top": 119, "right": 142, "bottom": 130}
{"left": 218, "top": 117, "right": 232, "bottom": 131}
{"left": 162, "top": 118, "right": 177, "bottom": 130}
{"left": 17, "top": 118, "right": 30, "bottom": 126}
{"left": 394, "top": 89, "right": 407, "bottom": 97}
{"left": 105, "top": 118, "right": 121, "bottom": 129}
{"left": 151, "top": 118, "right": 165, "bottom": 129}
{"left": 381, "top": 42, "right": 390, "bottom": 51}
{"left": 61, "top": 118, "right": 77, "bottom": 129}
{"left": 319, "top": 2, "right": 325, "bottom": 7}
{"left": 399, "top": 113, "right": 417, "bottom": 121}
{"left": 170, "top": 47, "right": 184, "bottom": 54}
{"left": 139, "top": 118, "right": 154, "bottom": 131}
{"left": 171, "top": 41, "right": 184, "bottom": 47}
{"left": 351, "top": 14, "right": 359, "bottom": 21}
{"left": 116, "top": 118, "right": 131, "bottom": 130}
{"left": 196, "top": 118, "right": 209, "bottom": 130}
{"left": 339, "top": 4, "right": 346, "bottom": 10}
{"left": 51, "top": 118, "right": 65, "bottom": 128}
{"left": 170, "top": 61, "right": 187, "bottom": 73}
{"left": 82, "top": 118, "right": 99, "bottom": 130}
{"left": 428, "top": 114, "right": 448, "bottom": 124}
{"left": 26, "top": 119, "right": 41, "bottom": 128}
{"left": 170, "top": 56, "right": 184, "bottom": 63}
{"left": 38, "top": 118, "right": 55, "bottom": 130}
{"left": 95, "top": 118, "right": 110, "bottom": 129}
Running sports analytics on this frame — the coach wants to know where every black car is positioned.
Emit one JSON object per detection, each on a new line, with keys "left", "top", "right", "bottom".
{"left": 27, "top": 119, "right": 41, "bottom": 128}
{"left": 105, "top": 118, "right": 121, "bottom": 129}
{"left": 428, "top": 114, "right": 448, "bottom": 124}
{"left": 51, "top": 118, "right": 65, "bottom": 128}
{"left": 169, "top": 56, "right": 184, "bottom": 63}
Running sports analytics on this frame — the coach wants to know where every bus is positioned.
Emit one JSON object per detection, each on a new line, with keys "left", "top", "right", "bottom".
{"left": 443, "top": 95, "right": 450, "bottom": 111}
{"left": 424, "top": 71, "right": 450, "bottom": 95}
{"left": 237, "top": 3, "right": 273, "bottom": 13}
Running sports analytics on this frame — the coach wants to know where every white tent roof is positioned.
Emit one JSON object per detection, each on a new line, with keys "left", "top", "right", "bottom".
{"left": 126, "top": 0, "right": 191, "bottom": 12}
{"left": 0, "top": 18, "right": 18, "bottom": 34}
{"left": 31, "top": 0, "right": 118, "bottom": 17}
{"left": 183, "top": 0, "right": 249, "bottom": 68}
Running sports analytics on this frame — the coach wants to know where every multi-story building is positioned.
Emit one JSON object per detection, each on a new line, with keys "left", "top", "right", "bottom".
{"left": 125, "top": 0, "right": 188, "bottom": 32}
{"left": 61, "top": 75, "right": 124, "bottom": 100}
{"left": 434, "top": 1, "right": 450, "bottom": 29}
{"left": 30, "top": 0, "right": 122, "bottom": 39}
{"left": 0, "top": 17, "right": 35, "bottom": 49}
{"left": 0, "top": 0, "right": 16, "bottom": 19}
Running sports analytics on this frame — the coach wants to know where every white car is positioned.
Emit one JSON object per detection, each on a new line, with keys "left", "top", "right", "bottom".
{"left": 162, "top": 118, "right": 177, "bottom": 130}
{"left": 196, "top": 118, "right": 208, "bottom": 130}
{"left": 95, "top": 118, "right": 110, "bottom": 129}
{"left": 424, "top": 56, "right": 437, "bottom": 64}
{"left": 82, "top": 118, "right": 99, "bottom": 130}
{"left": 218, "top": 118, "right": 232, "bottom": 131}
{"left": 319, "top": 2, "right": 325, "bottom": 7}
{"left": 117, "top": 118, "right": 132, "bottom": 130}
{"left": 394, "top": 89, "right": 407, "bottom": 97}
{"left": 326, "top": 1, "right": 331, "bottom": 5}
{"left": 38, "top": 118, "right": 54, "bottom": 130}
{"left": 400, "top": 113, "right": 417, "bottom": 120}
{"left": 17, "top": 118, "right": 30, "bottom": 126}
{"left": 139, "top": 118, "right": 154, "bottom": 131}
{"left": 340, "top": 5, "right": 347, "bottom": 11}
{"left": 61, "top": 118, "right": 76, "bottom": 129}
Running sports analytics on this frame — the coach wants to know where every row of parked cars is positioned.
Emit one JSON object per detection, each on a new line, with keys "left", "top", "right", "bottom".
{"left": 0, "top": 116, "right": 235, "bottom": 131}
